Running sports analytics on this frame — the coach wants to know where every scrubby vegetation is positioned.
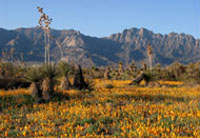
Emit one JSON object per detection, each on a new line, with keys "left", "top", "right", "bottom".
{"left": 0, "top": 60, "right": 200, "bottom": 137}
{"left": 1, "top": 4, "right": 199, "bottom": 138}
{"left": 0, "top": 61, "right": 200, "bottom": 90}
{"left": 85, "top": 61, "right": 200, "bottom": 85}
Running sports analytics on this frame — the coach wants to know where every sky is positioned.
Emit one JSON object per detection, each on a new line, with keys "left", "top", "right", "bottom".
{"left": 0, "top": 0, "right": 199, "bottom": 38}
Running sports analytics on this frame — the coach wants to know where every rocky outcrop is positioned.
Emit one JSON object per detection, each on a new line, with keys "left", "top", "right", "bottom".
{"left": 0, "top": 27, "right": 199, "bottom": 66}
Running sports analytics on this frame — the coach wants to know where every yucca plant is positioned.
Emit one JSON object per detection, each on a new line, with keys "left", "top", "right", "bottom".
{"left": 40, "top": 63, "right": 58, "bottom": 101}
{"left": 58, "top": 61, "right": 73, "bottom": 90}
{"left": 104, "top": 67, "right": 111, "bottom": 80}
{"left": 118, "top": 62, "right": 124, "bottom": 75}
{"left": 24, "top": 67, "right": 43, "bottom": 101}
{"left": 128, "top": 61, "right": 137, "bottom": 78}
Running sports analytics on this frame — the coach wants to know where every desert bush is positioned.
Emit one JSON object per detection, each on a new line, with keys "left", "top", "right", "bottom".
{"left": 166, "top": 62, "right": 186, "bottom": 81}
{"left": 181, "top": 62, "right": 200, "bottom": 84}
{"left": 0, "top": 62, "right": 16, "bottom": 78}
{"left": 104, "top": 67, "right": 111, "bottom": 80}
{"left": 0, "top": 62, "right": 29, "bottom": 89}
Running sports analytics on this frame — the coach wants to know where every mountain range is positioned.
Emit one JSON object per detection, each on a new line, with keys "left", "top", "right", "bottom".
{"left": 0, "top": 27, "right": 199, "bottom": 67}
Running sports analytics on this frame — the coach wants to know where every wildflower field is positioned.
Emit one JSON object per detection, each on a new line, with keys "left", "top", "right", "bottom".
{"left": 0, "top": 80, "right": 200, "bottom": 137}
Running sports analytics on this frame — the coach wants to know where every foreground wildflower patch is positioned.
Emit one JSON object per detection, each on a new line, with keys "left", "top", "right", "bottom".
{"left": 0, "top": 81, "right": 200, "bottom": 137}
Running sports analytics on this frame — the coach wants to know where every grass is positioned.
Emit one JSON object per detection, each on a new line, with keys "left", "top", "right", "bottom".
{"left": 0, "top": 80, "right": 200, "bottom": 137}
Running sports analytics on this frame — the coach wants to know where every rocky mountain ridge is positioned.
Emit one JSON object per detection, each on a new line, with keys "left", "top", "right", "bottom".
{"left": 0, "top": 27, "right": 199, "bottom": 66}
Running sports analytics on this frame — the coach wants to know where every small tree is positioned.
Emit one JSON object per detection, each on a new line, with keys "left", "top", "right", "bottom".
{"left": 56, "top": 40, "right": 64, "bottom": 60}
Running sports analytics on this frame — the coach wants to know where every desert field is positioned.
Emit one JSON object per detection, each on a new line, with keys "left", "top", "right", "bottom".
{"left": 0, "top": 80, "right": 200, "bottom": 137}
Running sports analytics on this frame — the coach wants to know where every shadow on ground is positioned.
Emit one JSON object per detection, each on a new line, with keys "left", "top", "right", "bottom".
{"left": 0, "top": 92, "right": 70, "bottom": 110}
{"left": 114, "top": 94, "right": 190, "bottom": 103}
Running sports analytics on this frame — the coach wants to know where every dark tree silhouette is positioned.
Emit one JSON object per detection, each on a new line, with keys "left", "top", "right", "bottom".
{"left": 73, "top": 65, "right": 87, "bottom": 90}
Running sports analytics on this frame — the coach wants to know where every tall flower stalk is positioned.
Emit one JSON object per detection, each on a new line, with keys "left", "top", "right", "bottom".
{"left": 56, "top": 40, "right": 64, "bottom": 60}
{"left": 147, "top": 44, "right": 153, "bottom": 70}
{"left": 37, "top": 7, "right": 52, "bottom": 64}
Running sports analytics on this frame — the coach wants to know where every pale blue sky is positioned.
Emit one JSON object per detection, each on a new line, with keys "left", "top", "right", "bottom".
{"left": 0, "top": 0, "right": 199, "bottom": 38}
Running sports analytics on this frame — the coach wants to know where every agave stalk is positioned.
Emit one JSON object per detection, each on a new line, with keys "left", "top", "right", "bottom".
{"left": 118, "top": 62, "right": 124, "bottom": 75}
{"left": 47, "top": 30, "right": 51, "bottom": 63}
{"left": 37, "top": 7, "right": 52, "bottom": 65}
{"left": 44, "top": 31, "right": 47, "bottom": 63}
{"left": 147, "top": 44, "right": 153, "bottom": 70}
{"left": 56, "top": 40, "right": 64, "bottom": 60}
{"left": 104, "top": 67, "right": 111, "bottom": 80}
{"left": 10, "top": 48, "right": 15, "bottom": 62}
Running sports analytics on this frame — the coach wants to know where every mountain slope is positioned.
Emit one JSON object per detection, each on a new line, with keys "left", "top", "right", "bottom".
{"left": 0, "top": 27, "right": 199, "bottom": 66}
{"left": 108, "top": 28, "right": 200, "bottom": 65}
